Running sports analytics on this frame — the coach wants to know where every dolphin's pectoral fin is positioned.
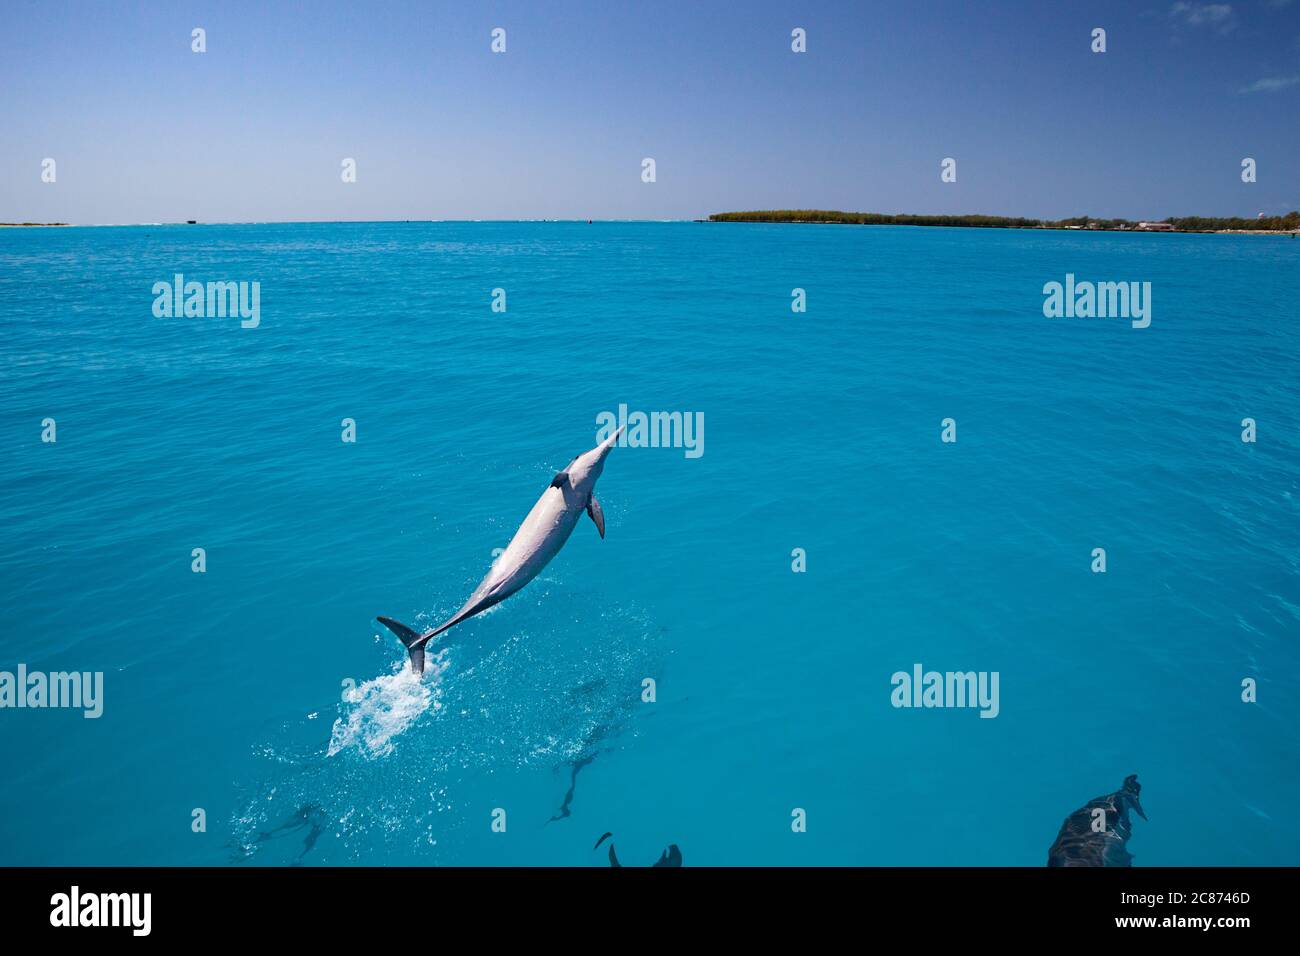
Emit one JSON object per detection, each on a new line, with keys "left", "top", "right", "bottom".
{"left": 550, "top": 471, "right": 569, "bottom": 489}
{"left": 586, "top": 495, "right": 606, "bottom": 538}
{"left": 1121, "top": 774, "right": 1147, "bottom": 821}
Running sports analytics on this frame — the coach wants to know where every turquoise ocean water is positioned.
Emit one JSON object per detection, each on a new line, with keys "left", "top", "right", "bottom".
{"left": 1, "top": 221, "right": 1297, "bottom": 865}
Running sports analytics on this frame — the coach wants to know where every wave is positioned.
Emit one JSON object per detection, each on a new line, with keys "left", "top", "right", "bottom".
{"left": 326, "top": 651, "right": 450, "bottom": 758}
{"left": 229, "top": 590, "right": 660, "bottom": 864}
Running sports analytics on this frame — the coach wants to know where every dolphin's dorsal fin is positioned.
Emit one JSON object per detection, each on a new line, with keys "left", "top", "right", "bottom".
{"left": 587, "top": 495, "right": 606, "bottom": 538}
{"left": 550, "top": 471, "right": 569, "bottom": 489}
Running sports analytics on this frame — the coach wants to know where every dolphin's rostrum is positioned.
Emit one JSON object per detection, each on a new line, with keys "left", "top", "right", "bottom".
{"left": 379, "top": 426, "right": 625, "bottom": 673}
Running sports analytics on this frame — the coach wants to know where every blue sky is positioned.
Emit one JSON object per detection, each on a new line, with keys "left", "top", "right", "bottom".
{"left": 2, "top": 0, "right": 1298, "bottom": 222}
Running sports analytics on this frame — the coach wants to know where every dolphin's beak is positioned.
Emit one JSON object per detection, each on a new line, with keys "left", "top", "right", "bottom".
{"left": 597, "top": 424, "right": 626, "bottom": 455}
{"left": 1130, "top": 796, "right": 1147, "bottom": 821}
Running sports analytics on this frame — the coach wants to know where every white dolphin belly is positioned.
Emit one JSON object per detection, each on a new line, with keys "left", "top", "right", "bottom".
{"left": 475, "top": 486, "right": 584, "bottom": 606}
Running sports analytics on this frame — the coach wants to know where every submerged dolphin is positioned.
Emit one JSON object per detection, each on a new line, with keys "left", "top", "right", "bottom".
{"left": 594, "top": 832, "right": 682, "bottom": 867}
{"left": 1047, "top": 774, "right": 1147, "bottom": 867}
{"left": 378, "top": 426, "right": 625, "bottom": 674}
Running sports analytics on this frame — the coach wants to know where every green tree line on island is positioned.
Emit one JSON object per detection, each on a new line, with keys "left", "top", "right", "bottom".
{"left": 708, "top": 210, "right": 1300, "bottom": 232}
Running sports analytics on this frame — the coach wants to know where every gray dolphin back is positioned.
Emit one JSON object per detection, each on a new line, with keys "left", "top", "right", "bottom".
{"left": 1047, "top": 774, "right": 1146, "bottom": 867}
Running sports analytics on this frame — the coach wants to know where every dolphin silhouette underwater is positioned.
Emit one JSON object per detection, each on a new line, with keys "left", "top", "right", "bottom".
{"left": 594, "top": 832, "right": 682, "bottom": 867}
{"left": 378, "top": 425, "right": 625, "bottom": 674}
{"left": 1047, "top": 774, "right": 1147, "bottom": 866}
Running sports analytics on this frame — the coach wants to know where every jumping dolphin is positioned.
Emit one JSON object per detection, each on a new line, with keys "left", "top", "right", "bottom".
{"left": 378, "top": 425, "right": 625, "bottom": 674}
{"left": 1047, "top": 774, "right": 1147, "bottom": 867}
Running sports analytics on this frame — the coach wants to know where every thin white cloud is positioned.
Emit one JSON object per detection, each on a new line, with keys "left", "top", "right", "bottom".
{"left": 1169, "top": 2, "right": 1238, "bottom": 33}
{"left": 1239, "top": 74, "right": 1300, "bottom": 92}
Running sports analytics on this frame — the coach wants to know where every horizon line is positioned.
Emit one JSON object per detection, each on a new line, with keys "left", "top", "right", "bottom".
{"left": 1, "top": 218, "right": 702, "bottom": 228}
{"left": 4, "top": 210, "right": 1296, "bottom": 229}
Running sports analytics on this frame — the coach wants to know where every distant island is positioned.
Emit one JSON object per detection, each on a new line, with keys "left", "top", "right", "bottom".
{"left": 0, "top": 222, "right": 70, "bottom": 227}
{"left": 708, "top": 210, "right": 1300, "bottom": 234}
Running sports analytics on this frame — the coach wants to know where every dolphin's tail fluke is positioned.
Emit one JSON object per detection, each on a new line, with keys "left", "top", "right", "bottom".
{"left": 377, "top": 617, "right": 431, "bottom": 674}
{"left": 378, "top": 603, "right": 480, "bottom": 674}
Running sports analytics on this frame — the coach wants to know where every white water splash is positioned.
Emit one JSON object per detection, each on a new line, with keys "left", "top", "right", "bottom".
{"left": 327, "top": 655, "right": 447, "bottom": 758}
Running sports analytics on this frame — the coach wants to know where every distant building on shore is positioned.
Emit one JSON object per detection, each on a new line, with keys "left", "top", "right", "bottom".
{"left": 1137, "top": 221, "right": 1175, "bottom": 232}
